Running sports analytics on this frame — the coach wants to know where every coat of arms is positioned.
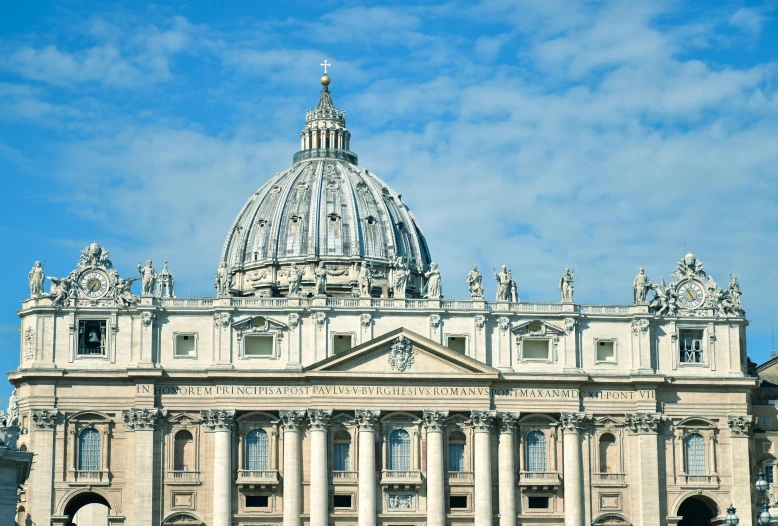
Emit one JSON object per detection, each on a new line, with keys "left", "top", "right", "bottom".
{"left": 388, "top": 336, "right": 414, "bottom": 372}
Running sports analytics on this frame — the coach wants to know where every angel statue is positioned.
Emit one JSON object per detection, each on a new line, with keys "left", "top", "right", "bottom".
{"left": 28, "top": 261, "right": 45, "bottom": 298}
{"left": 115, "top": 276, "right": 140, "bottom": 307}
{"left": 650, "top": 278, "right": 677, "bottom": 316}
{"left": 466, "top": 265, "right": 484, "bottom": 300}
{"left": 393, "top": 256, "right": 408, "bottom": 299}
{"left": 560, "top": 268, "right": 574, "bottom": 303}
{"left": 49, "top": 276, "right": 72, "bottom": 307}
{"left": 423, "top": 262, "right": 442, "bottom": 299}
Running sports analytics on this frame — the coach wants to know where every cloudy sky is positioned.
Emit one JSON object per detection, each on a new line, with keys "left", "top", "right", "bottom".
{"left": 1, "top": 0, "right": 776, "bottom": 403}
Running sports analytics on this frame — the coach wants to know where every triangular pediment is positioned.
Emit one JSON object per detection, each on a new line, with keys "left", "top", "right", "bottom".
{"left": 306, "top": 328, "right": 499, "bottom": 376}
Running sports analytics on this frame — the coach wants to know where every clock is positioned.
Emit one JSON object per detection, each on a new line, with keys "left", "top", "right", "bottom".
{"left": 79, "top": 270, "right": 109, "bottom": 299}
{"left": 677, "top": 280, "right": 705, "bottom": 309}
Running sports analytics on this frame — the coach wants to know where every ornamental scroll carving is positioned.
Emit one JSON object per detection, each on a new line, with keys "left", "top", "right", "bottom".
{"left": 497, "top": 412, "right": 519, "bottom": 434}
{"left": 31, "top": 409, "right": 58, "bottom": 430}
{"left": 213, "top": 312, "right": 231, "bottom": 329}
{"left": 727, "top": 415, "right": 753, "bottom": 436}
{"left": 122, "top": 408, "right": 163, "bottom": 431}
{"left": 564, "top": 318, "right": 577, "bottom": 334}
{"left": 307, "top": 409, "right": 332, "bottom": 431}
{"left": 422, "top": 410, "right": 449, "bottom": 431}
{"left": 288, "top": 313, "right": 300, "bottom": 330}
{"left": 354, "top": 409, "right": 381, "bottom": 430}
{"left": 200, "top": 409, "right": 235, "bottom": 431}
{"left": 470, "top": 410, "right": 496, "bottom": 432}
{"left": 625, "top": 412, "right": 664, "bottom": 434}
{"left": 279, "top": 410, "right": 306, "bottom": 431}
{"left": 429, "top": 315, "right": 441, "bottom": 330}
{"left": 141, "top": 312, "right": 156, "bottom": 328}
{"left": 631, "top": 319, "right": 649, "bottom": 335}
{"left": 360, "top": 314, "right": 372, "bottom": 328}
{"left": 560, "top": 412, "right": 588, "bottom": 433}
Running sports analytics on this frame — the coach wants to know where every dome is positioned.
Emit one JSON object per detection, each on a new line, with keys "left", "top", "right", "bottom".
{"left": 219, "top": 75, "right": 432, "bottom": 298}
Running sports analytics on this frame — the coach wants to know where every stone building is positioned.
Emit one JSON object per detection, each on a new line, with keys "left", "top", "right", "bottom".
{"left": 10, "top": 72, "right": 758, "bottom": 526}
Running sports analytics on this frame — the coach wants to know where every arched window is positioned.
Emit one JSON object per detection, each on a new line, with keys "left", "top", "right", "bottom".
{"left": 685, "top": 433, "right": 706, "bottom": 475}
{"left": 246, "top": 429, "right": 269, "bottom": 471}
{"left": 78, "top": 428, "right": 101, "bottom": 472}
{"left": 598, "top": 433, "right": 617, "bottom": 473}
{"left": 333, "top": 430, "right": 351, "bottom": 471}
{"left": 448, "top": 431, "right": 466, "bottom": 472}
{"left": 526, "top": 431, "right": 547, "bottom": 472}
{"left": 174, "top": 430, "right": 194, "bottom": 471}
{"left": 389, "top": 429, "right": 411, "bottom": 471}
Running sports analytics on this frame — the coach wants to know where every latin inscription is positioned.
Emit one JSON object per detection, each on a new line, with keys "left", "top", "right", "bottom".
{"left": 137, "top": 384, "right": 655, "bottom": 400}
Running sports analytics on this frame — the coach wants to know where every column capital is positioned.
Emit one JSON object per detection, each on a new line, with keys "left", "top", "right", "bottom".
{"left": 470, "top": 410, "right": 496, "bottom": 432}
{"left": 497, "top": 412, "right": 519, "bottom": 434}
{"left": 123, "top": 408, "right": 165, "bottom": 431}
{"left": 422, "top": 409, "right": 449, "bottom": 431}
{"left": 727, "top": 415, "right": 754, "bottom": 436}
{"left": 31, "top": 409, "right": 58, "bottom": 430}
{"left": 559, "top": 412, "right": 588, "bottom": 433}
{"left": 625, "top": 412, "right": 664, "bottom": 434}
{"left": 307, "top": 409, "right": 333, "bottom": 430}
{"left": 355, "top": 409, "right": 381, "bottom": 430}
{"left": 280, "top": 409, "right": 307, "bottom": 431}
{"left": 201, "top": 409, "right": 235, "bottom": 432}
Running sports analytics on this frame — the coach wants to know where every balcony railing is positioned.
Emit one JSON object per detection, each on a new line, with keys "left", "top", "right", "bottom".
{"left": 381, "top": 469, "right": 423, "bottom": 487}
{"left": 165, "top": 470, "right": 200, "bottom": 484}
{"left": 681, "top": 474, "right": 719, "bottom": 487}
{"left": 447, "top": 471, "right": 474, "bottom": 484}
{"left": 71, "top": 470, "right": 109, "bottom": 485}
{"left": 593, "top": 472, "right": 626, "bottom": 484}
{"left": 519, "top": 471, "right": 561, "bottom": 486}
{"left": 237, "top": 469, "right": 280, "bottom": 487}
{"left": 332, "top": 471, "right": 358, "bottom": 483}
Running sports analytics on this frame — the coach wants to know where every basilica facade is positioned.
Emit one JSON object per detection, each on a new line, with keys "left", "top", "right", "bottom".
{"left": 9, "top": 73, "right": 757, "bottom": 526}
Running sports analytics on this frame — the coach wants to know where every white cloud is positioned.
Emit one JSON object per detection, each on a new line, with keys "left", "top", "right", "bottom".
{"left": 729, "top": 7, "right": 764, "bottom": 37}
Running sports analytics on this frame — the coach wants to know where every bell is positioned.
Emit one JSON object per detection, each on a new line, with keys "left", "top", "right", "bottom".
{"left": 88, "top": 330, "right": 101, "bottom": 343}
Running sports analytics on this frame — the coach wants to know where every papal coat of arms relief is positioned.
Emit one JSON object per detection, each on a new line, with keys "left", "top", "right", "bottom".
{"left": 388, "top": 336, "right": 415, "bottom": 372}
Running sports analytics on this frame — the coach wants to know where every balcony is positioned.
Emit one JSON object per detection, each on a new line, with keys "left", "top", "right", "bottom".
{"left": 593, "top": 472, "right": 627, "bottom": 487}
{"left": 332, "top": 471, "right": 358, "bottom": 484}
{"left": 680, "top": 473, "right": 719, "bottom": 488}
{"left": 381, "top": 469, "right": 423, "bottom": 488}
{"left": 237, "top": 469, "right": 280, "bottom": 488}
{"left": 70, "top": 470, "right": 109, "bottom": 486}
{"left": 165, "top": 470, "right": 201, "bottom": 485}
{"left": 519, "top": 471, "right": 561, "bottom": 490}
{"left": 447, "top": 471, "right": 474, "bottom": 485}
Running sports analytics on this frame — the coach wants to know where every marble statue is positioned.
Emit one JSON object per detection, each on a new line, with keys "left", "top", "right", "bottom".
{"left": 466, "top": 265, "right": 484, "bottom": 300}
{"left": 215, "top": 261, "right": 230, "bottom": 296}
{"left": 156, "top": 261, "right": 175, "bottom": 298}
{"left": 511, "top": 279, "right": 519, "bottom": 303}
{"left": 286, "top": 263, "right": 305, "bottom": 296}
{"left": 358, "top": 263, "right": 373, "bottom": 297}
{"left": 79, "top": 241, "right": 111, "bottom": 268}
{"left": 3, "top": 389, "right": 19, "bottom": 428}
{"left": 729, "top": 275, "right": 742, "bottom": 308}
{"left": 28, "top": 261, "right": 45, "bottom": 298}
{"left": 672, "top": 252, "right": 705, "bottom": 280}
{"left": 424, "top": 262, "right": 442, "bottom": 299}
{"left": 494, "top": 265, "right": 514, "bottom": 302}
{"left": 138, "top": 260, "right": 157, "bottom": 296}
{"left": 314, "top": 262, "right": 327, "bottom": 295}
{"left": 115, "top": 277, "right": 140, "bottom": 307}
{"left": 651, "top": 278, "right": 677, "bottom": 316}
{"left": 560, "top": 268, "right": 574, "bottom": 303}
{"left": 633, "top": 268, "right": 652, "bottom": 304}
{"left": 48, "top": 276, "right": 71, "bottom": 307}
{"left": 393, "top": 257, "right": 408, "bottom": 299}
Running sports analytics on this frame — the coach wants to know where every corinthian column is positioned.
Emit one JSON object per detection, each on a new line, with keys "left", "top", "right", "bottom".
{"left": 729, "top": 416, "right": 754, "bottom": 526}
{"left": 29, "top": 409, "right": 57, "bottom": 526}
{"left": 423, "top": 410, "right": 449, "bottom": 526}
{"left": 123, "top": 408, "right": 163, "bottom": 526}
{"left": 626, "top": 413, "right": 663, "bottom": 526}
{"left": 497, "top": 413, "right": 518, "bottom": 526}
{"left": 308, "top": 409, "right": 333, "bottom": 526}
{"left": 355, "top": 410, "right": 381, "bottom": 526}
{"left": 201, "top": 409, "right": 235, "bottom": 526}
{"left": 560, "top": 413, "right": 586, "bottom": 526}
{"left": 471, "top": 410, "right": 496, "bottom": 526}
{"left": 280, "top": 410, "right": 306, "bottom": 526}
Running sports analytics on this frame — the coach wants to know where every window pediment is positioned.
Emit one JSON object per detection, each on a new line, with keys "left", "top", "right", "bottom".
{"left": 511, "top": 320, "right": 565, "bottom": 338}
{"left": 232, "top": 316, "right": 288, "bottom": 338}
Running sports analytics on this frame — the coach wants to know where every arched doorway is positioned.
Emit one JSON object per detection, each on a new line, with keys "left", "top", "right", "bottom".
{"left": 678, "top": 495, "right": 718, "bottom": 526}
{"left": 64, "top": 492, "right": 111, "bottom": 526}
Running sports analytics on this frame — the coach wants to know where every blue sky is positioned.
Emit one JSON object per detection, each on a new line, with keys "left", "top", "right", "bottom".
{"left": 1, "top": 0, "right": 777, "bottom": 404}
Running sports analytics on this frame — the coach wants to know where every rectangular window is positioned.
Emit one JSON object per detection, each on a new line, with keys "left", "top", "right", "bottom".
{"left": 448, "top": 443, "right": 465, "bottom": 472}
{"left": 174, "top": 334, "right": 196, "bottom": 358}
{"left": 679, "top": 329, "right": 704, "bottom": 363}
{"left": 528, "top": 496, "right": 550, "bottom": 509}
{"left": 333, "top": 443, "right": 350, "bottom": 471}
{"left": 447, "top": 336, "right": 466, "bottom": 355}
{"left": 244, "top": 335, "right": 273, "bottom": 357}
{"left": 78, "top": 320, "right": 107, "bottom": 356}
{"left": 596, "top": 341, "right": 616, "bottom": 363}
{"left": 333, "top": 494, "right": 352, "bottom": 508}
{"left": 767, "top": 466, "right": 775, "bottom": 484}
{"left": 523, "top": 339, "right": 550, "bottom": 360}
{"left": 449, "top": 495, "right": 468, "bottom": 509}
{"left": 333, "top": 334, "right": 353, "bottom": 355}
{"left": 245, "top": 495, "right": 269, "bottom": 508}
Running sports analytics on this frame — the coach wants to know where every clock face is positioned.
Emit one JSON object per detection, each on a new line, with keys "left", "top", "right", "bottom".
{"left": 79, "top": 271, "right": 109, "bottom": 298}
{"left": 677, "top": 280, "right": 705, "bottom": 309}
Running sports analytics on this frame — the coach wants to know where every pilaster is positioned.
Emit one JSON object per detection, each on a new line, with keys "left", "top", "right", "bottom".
{"left": 728, "top": 415, "right": 754, "bottom": 526}
{"left": 122, "top": 408, "right": 163, "bottom": 526}
{"left": 29, "top": 409, "right": 58, "bottom": 525}
{"left": 625, "top": 412, "right": 664, "bottom": 526}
